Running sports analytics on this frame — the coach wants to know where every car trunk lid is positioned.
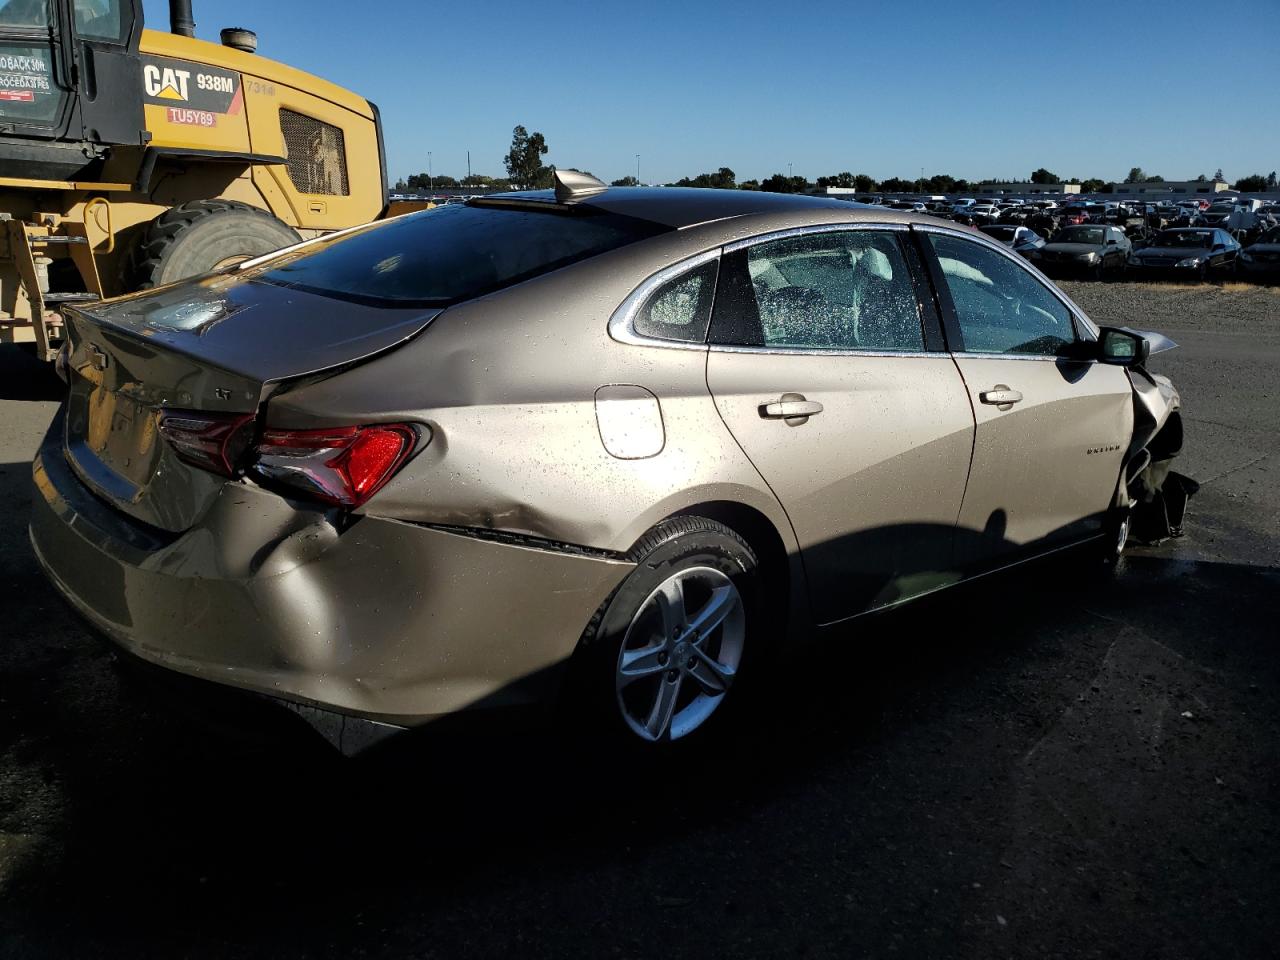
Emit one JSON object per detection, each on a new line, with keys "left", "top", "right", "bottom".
{"left": 61, "top": 274, "right": 440, "bottom": 532}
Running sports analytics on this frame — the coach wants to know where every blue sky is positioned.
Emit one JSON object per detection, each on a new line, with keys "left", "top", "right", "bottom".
{"left": 144, "top": 0, "right": 1280, "bottom": 186}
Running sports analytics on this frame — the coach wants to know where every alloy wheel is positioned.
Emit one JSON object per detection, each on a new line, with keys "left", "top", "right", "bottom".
{"left": 614, "top": 566, "right": 746, "bottom": 742}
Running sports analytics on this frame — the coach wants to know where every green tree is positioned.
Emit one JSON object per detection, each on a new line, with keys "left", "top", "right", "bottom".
{"left": 925, "top": 174, "right": 957, "bottom": 193}
{"left": 1213, "top": 168, "right": 1225, "bottom": 182}
{"left": 1124, "top": 167, "right": 1146, "bottom": 184}
{"left": 611, "top": 175, "right": 639, "bottom": 187}
{"left": 504, "top": 125, "right": 550, "bottom": 189}
{"left": 816, "top": 172, "right": 857, "bottom": 189}
{"left": 1079, "top": 178, "right": 1106, "bottom": 194}
{"left": 1144, "top": 174, "right": 1164, "bottom": 183}
{"left": 1268, "top": 171, "right": 1277, "bottom": 188}
{"left": 878, "top": 176, "right": 916, "bottom": 193}
{"left": 759, "top": 173, "right": 810, "bottom": 193}
{"left": 1030, "top": 167, "right": 1060, "bottom": 184}
{"left": 738, "top": 179, "right": 761, "bottom": 191}
{"left": 676, "top": 167, "right": 737, "bottom": 189}
{"left": 853, "top": 173, "right": 877, "bottom": 192}
{"left": 952, "top": 179, "right": 970, "bottom": 193}
{"left": 1234, "top": 174, "right": 1269, "bottom": 191}
{"left": 1195, "top": 173, "right": 1208, "bottom": 182}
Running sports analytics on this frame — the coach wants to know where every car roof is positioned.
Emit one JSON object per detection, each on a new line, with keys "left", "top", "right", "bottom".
{"left": 485, "top": 187, "right": 887, "bottom": 231}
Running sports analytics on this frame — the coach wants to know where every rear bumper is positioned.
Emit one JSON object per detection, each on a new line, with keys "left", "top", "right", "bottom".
{"left": 30, "top": 416, "right": 632, "bottom": 726}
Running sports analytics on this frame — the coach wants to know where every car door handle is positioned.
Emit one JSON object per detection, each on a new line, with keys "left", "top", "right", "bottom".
{"left": 759, "top": 394, "right": 823, "bottom": 424}
{"left": 979, "top": 386, "right": 1023, "bottom": 406}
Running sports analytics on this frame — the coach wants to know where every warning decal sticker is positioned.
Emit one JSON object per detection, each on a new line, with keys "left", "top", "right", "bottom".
{"left": 0, "top": 48, "right": 62, "bottom": 124}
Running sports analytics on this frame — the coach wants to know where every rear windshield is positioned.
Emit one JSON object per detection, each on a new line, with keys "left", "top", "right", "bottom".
{"left": 255, "top": 201, "right": 670, "bottom": 306}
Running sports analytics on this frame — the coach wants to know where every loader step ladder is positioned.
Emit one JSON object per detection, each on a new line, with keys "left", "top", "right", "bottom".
{"left": 3, "top": 217, "right": 106, "bottom": 361}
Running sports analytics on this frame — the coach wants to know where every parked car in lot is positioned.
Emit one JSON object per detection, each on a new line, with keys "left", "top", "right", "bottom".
{"left": 978, "top": 224, "right": 1047, "bottom": 256}
{"left": 1027, "top": 224, "right": 1131, "bottom": 279}
{"left": 967, "top": 203, "right": 1000, "bottom": 222}
{"left": 1237, "top": 225, "right": 1280, "bottom": 281}
{"left": 1126, "top": 228, "right": 1240, "bottom": 280}
{"left": 30, "top": 177, "right": 1190, "bottom": 751}
{"left": 1201, "top": 201, "right": 1241, "bottom": 228}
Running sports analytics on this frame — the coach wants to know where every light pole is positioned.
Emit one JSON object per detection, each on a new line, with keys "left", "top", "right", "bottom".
{"left": 636, "top": 154, "right": 640, "bottom": 186}
{"left": 428, "top": 151, "right": 433, "bottom": 192}
{"left": 788, "top": 162, "right": 793, "bottom": 180}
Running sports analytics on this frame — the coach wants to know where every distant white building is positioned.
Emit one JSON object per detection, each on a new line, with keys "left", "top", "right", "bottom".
{"left": 976, "top": 182, "right": 1081, "bottom": 196}
{"left": 1106, "top": 180, "right": 1230, "bottom": 196}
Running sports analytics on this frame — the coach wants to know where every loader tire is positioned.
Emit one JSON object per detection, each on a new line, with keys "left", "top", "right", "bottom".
{"left": 130, "top": 199, "right": 300, "bottom": 290}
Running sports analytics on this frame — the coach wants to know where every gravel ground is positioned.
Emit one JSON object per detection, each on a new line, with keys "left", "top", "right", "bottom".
{"left": 0, "top": 282, "right": 1277, "bottom": 959}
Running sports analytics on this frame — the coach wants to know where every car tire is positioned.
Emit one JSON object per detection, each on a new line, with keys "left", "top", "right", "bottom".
{"left": 129, "top": 199, "right": 301, "bottom": 290}
{"left": 571, "top": 517, "right": 762, "bottom": 748}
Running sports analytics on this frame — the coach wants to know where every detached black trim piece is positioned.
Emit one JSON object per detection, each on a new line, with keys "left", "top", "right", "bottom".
{"left": 368, "top": 99, "right": 390, "bottom": 218}
{"left": 416, "top": 523, "right": 626, "bottom": 561}
{"left": 136, "top": 146, "right": 288, "bottom": 192}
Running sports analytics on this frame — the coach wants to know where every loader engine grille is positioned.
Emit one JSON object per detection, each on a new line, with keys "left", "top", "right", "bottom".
{"left": 280, "top": 109, "right": 350, "bottom": 196}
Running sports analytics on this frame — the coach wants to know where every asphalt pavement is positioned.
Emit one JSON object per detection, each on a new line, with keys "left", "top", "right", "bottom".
{"left": 0, "top": 281, "right": 1277, "bottom": 959}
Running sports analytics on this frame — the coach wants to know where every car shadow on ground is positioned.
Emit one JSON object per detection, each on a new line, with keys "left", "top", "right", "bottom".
{"left": 0, "top": 345, "right": 63, "bottom": 402}
{"left": 2, "top": 529, "right": 1278, "bottom": 958}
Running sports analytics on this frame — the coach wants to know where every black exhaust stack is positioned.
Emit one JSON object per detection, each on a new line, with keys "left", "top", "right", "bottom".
{"left": 170, "top": 0, "right": 195, "bottom": 37}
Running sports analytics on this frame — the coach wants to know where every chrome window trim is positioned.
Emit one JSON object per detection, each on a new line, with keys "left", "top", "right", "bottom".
{"left": 722, "top": 220, "right": 907, "bottom": 254}
{"left": 607, "top": 248, "right": 722, "bottom": 352}
{"left": 950, "top": 351, "right": 1097, "bottom": 364}
{"left": 708, "top": 345, "right": 938, "bottom": 359}
{"left": 915, "top": 222, "right": 1101, "bottom": 342}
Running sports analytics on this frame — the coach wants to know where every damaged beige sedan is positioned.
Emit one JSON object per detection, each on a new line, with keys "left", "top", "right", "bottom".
{"left": 31, "top": 172, "right": 1193, "bottom": 751}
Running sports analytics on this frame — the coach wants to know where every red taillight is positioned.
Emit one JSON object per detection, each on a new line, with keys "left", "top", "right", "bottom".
{"left": 251, "top": 423, "right": 420, "bottom": 508}
{"left": 158, "top": 410, "right": 257, "bottom": 477}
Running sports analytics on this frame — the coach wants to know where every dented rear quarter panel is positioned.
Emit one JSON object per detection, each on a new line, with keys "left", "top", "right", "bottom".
{"left": 261, "top": 226, "right": 808, "bottom": 621}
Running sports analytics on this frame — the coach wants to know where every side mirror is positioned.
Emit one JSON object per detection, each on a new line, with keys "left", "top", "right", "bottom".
{"left": 1098, "top": 327, "right": 1151, "bottom": 366}
{"left": 1213, "top": 243, "right": 1226, "bottom": 251}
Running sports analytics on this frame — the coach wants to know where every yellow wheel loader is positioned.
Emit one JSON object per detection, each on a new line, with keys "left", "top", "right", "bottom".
{"left": 0, "top": 0, "right": 388, "bottom": 359}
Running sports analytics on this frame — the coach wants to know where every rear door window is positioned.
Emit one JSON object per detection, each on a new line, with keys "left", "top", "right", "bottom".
{"left": 256, "top": 202, "right": 670, "bottom": 306}
{"left": 712, "top": 230, "right": 925, "bottom": 352}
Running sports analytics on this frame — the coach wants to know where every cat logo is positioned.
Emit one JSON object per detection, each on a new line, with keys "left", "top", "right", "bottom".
{"left": 143, "top": 64, "right": 190, "bottom": 101}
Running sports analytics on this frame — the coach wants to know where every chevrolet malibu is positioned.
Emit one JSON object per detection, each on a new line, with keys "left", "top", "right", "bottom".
{"left": 32, "top": 173, "right": 1191, "bottom": 751}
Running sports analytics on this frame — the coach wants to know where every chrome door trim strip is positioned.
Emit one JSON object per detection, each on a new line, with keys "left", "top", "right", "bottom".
{"left": 708, "top": 345, "right": 938, "bottom": 359}
{"left": 949, "top": 351, "right": 1098, "bottom": 364}
{"left": 722, "top": 220, "right": 907, "bottom": 254}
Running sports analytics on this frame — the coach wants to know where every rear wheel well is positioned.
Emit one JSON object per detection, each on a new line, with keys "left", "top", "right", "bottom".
{"left": 665, "top": 501, "right": 790, "bottom": 631}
